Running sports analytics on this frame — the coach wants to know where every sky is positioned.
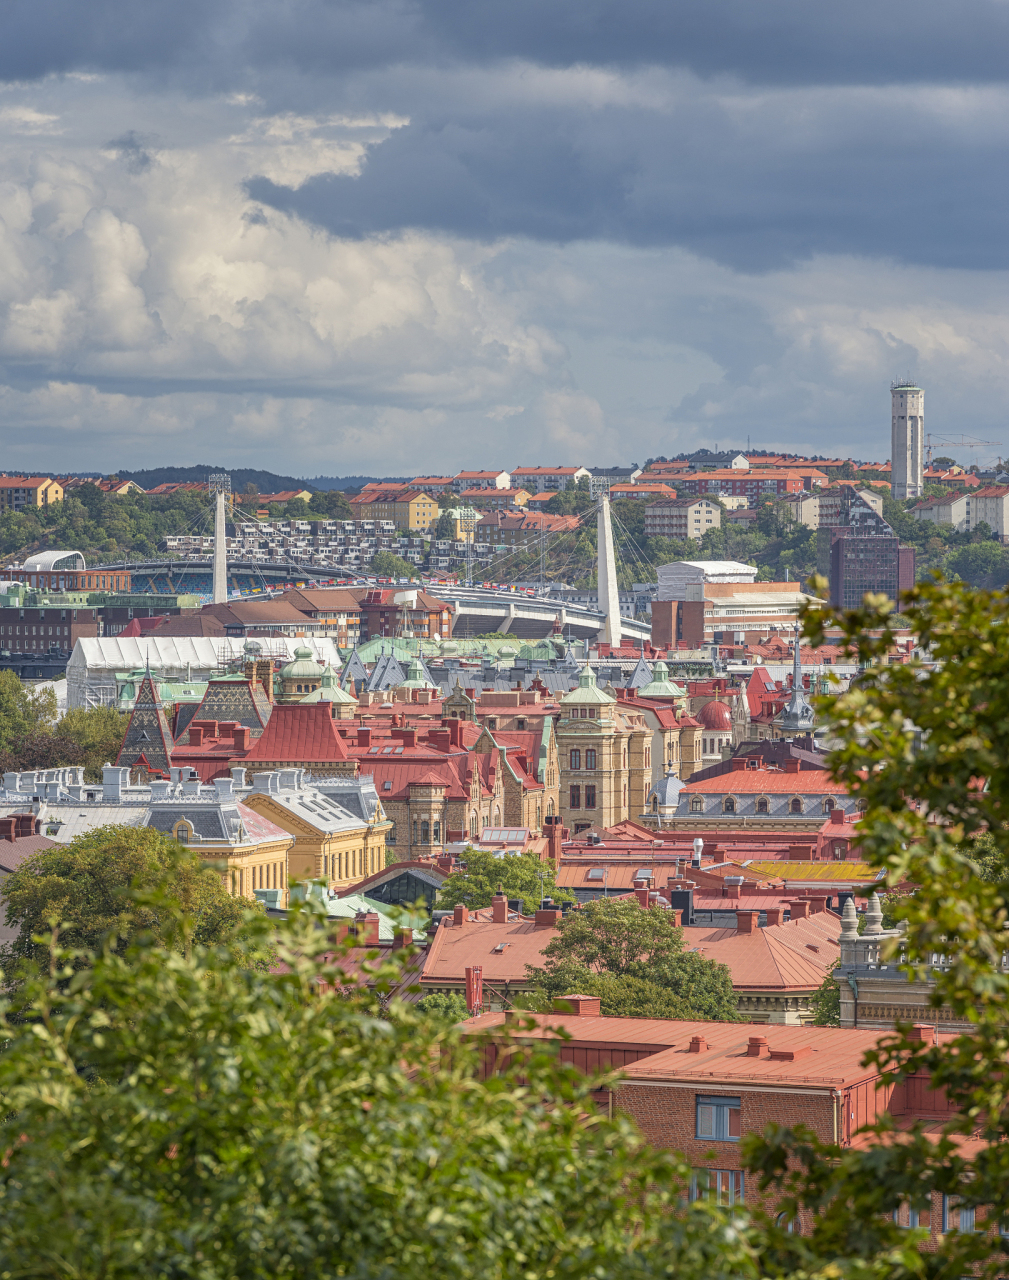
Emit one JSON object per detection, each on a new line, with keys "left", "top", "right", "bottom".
{"left": 2, "top": 1, "right": 1009, "bottom": 477}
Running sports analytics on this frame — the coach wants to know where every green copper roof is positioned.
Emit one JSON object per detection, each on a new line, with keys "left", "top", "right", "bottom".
{"left": 561, "top": 665, "right": 615, "bottom": 706}
{"left": 301, "top": 664, "right": 358, "bottom": 704}
{"left": 280, "top": 645, "right": 325, "bottom": 679}
{"left": 637, "top": 660, "right": 687, "bottom": 700}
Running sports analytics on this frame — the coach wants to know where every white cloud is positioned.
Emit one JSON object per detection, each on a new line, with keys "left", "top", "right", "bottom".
{"left": 0, "top": 106, "right": 61, "bottom": 134}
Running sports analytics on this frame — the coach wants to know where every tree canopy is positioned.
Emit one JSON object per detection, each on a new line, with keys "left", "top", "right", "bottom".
{"left": 0, "top": 680, "right": 128, "bottom": 781}
{"left": 0, "top": 825, "right": 269, "bottom": 975}
{"left": 437, "top": 847, "right": 574, "bottom": 915}
{"left": 525, "top": 898, "right": 741, "bottom": 1022}
{"left": 0, "top": 889, "right": 757, "bottom": 1280}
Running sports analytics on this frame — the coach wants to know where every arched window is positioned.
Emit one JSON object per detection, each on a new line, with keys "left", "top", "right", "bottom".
{"left": 585, "top": 748, "right": 596, "bottom": 770}
{"left": 494, "top": 807, "right": 501, "bottom": 825}
{"left": 823, "top": 797, "right": 835, "bottom": 814}
{"left": 547, "top": 799, "right": 555, "bottom": 817}
{"left": 756, "top": 798, "right": 769, "bottom": 814}
{"left": 470, "top": 811, "right": 478, "bottom": 836}
{"left": 790, "top": 798, "right": 803, "bottom": 814}
{"left": 652, "top": 797, "right": 658, "bottom": 812}
{"left": 570, "top": 749, "right": 581, "bottom": 770}
{"left": 690, "top": 797, "right": 704, "bottom": 813}
{"left": 723, "top": 797, "right": 735, "bottom": 814}
{"left": 173, "top": 821, "right": 192, "bottom": 845}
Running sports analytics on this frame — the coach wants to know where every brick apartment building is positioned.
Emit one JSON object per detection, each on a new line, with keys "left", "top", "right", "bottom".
{"left": 466, "top": 1003, "right": 958, "bottom": 1219}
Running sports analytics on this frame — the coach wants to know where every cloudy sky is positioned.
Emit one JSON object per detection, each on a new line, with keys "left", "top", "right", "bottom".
{"left": 2, "top": 1, "right": 1009, "bottom": 477}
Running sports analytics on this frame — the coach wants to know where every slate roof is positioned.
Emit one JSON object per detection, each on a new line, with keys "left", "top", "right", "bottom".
{"left": 173, "top": 679, "right": 273, "bottom": 744}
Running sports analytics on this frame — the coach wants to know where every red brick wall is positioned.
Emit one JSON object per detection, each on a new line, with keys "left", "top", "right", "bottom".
{"left": 614, "top": 1082, "right": 836, "bottom": 1207}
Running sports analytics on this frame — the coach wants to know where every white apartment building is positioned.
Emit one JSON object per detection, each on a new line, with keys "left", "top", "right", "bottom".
{"left": 644, "top": 497, "right": 721, "bottom": 540}
{"left": 891, "top": 380, "right": 924, "bottom": 500}
{"left": 451, "top": 470, "right": 511, "bottom": 493}
{"left": 782, "top": 492, "right": 820, "bottom": 528}
{"left": 912, "top": 492, "right": 970, "bottom": 534}
{"left": 510, "top": 466, "right": 590, "bottom": 492}
{"left": 967, "top": 485, "right": 1009, "bottom": 541}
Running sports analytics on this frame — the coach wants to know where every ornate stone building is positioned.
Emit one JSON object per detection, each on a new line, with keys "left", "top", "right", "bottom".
{"left": 556, "top": 668, "right": 651, "bottom": 832}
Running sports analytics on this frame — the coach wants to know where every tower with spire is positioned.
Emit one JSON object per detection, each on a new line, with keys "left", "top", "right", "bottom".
{"left": 776, "top": 621, "right": 815, "bottom": 737}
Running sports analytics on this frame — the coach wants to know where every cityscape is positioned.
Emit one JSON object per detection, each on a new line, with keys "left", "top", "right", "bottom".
{"left": 1, "top": 1, "right": 1009, "bottom": 1274}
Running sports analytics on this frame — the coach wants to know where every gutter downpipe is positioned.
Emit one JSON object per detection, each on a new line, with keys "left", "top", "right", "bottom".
{"left": 831, "top": 1089, "right": 839, "bottom": 1147}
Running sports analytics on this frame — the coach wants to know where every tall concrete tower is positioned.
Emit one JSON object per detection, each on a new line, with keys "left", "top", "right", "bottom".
{"left": 589, "top": 478, "right": 622, "bottom": 646}
{"left": 208, "top": 473, "right": 231, "bottom": 604}
{"left": 891, "top": 379, "right": 924, "bottom": 500}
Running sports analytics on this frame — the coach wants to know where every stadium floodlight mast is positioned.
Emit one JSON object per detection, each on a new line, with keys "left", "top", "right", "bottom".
{"left": 458, "top": 506, "right": 477, "bottom": 587}
{"left": 209, "top": 473, "right": 231, "bottom": 604}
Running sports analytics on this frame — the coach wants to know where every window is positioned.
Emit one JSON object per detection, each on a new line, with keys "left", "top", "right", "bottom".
{"left": 690, "top": 797, "right": 704, "bottom": 813}
{"left": 585, "top": 785, "right": 596, "bottom": 809}
{"left": 696, "top": 1095, "right": 741, "bottom": 1141}
{"left": 942, "top": 1196, "right": 976, "bottom": 1233}
{"left": 517, "top": 718, "right": 526, "bottom": 730}
{"left": 690, "top": 1169, "right": 744, "bottom": 1207}
{"left": 823, "top": 797, "right": 836, "bottom": 814}
{"left": 833, "top": 843, "right": 846, "bottom": 860}
{"left": 585, "top": 748, "right": 596, "bottom": 770}
{"left": 173, "top": 822, "right": 192, "bottom": 845}
{"left": 569, "top": 785, "right": 581, "bottom": 809}
{"left": 587, "top": 868, "right": 605, "bottom": 881}
{"left": 723, "top": 797, "right": 735, "bottom": 814}
{"left": 790, "top": 798, "right": 803, "bottom": 814}
{"left": 570, "top": 749, "right": 581, "bottom": 770}
{"left": 756, "top": 798, "right": 769, "bottom": 814}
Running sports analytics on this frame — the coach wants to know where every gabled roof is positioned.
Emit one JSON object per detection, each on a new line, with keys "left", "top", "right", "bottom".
{"left": 422, "top": 914, "right": 558, "bottom": 985}
{"left": 241, "top": 704, "right": 350, "bottom": 764}
{"left": 174, "top": 678, "right": 272, "bottom": 744}
{"left": 116, "top": 672, "right": 175, "bottom": 775}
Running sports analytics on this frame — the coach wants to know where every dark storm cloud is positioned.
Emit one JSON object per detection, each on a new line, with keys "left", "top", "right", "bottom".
{"left": 246, "top": 88, "right": 1009, "bottom": 272}
{"left": 105, "top": 130, "right": 153, "bottom": 173}
{"left": 6, "top": 0, "right": 1009, "bottom": 85}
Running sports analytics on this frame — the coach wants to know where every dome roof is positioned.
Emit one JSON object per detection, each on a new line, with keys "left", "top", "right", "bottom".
{"left": 280, "top": 645, "right": 325, "bottom": 679}
{"left": 697, "top": 700, "right": 732, "bottom": 731}
{"left": 301, "top": 664, "right": 357, "bottom": 704}
{"left": 561, "top": 665, "right": 616, "bottom": 706}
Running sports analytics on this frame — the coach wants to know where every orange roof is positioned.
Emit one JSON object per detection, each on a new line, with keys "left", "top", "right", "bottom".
{"left": 681, "top": 916, "right": 840, "bottom": 990}
{"left": 681, "top": 768, "right": 846, "bottom": 794}
{"left": 463, "top": 1012, "right": 888, "bottom": 1088}
{"left": 421, "top": 913, "right": 559, "bottom": 985}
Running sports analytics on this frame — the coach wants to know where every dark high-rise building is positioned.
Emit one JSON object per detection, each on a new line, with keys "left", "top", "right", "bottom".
{"left": 828, "top": 489, "right": 915, "bottom": 610}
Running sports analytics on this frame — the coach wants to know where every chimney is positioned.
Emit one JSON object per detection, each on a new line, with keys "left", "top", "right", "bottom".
{"left": 789, "top": 899, "right": 810, "bottom": 919}
{"left": 189, "top": 726, "right": 205, "bottom": 747}
{"left": 0, "top": 817, "right": 15, "bottom": 843}
{"left": 232, "top": 726, "right": 250, "bottom": 752}
{"left": 634, "top": 881, "right": 650, "bottom": 909}
{"left": 688, "top": 1034, "right": 707, "bottom": 1053}
{"left": 392, "top": 927, "right": 413, "bottom": 951}
{"left": 402, "top": 728, "right": 417, "bottom": 748}
{"left": 453, "top": 903, "right": 468, "bottom": 926}
{"left": 784, "top": 759, "right": 801, "bottom": 774}
{"left": 492, "top": 890, "right": 509, "bottom": 923}
{"left": 353, "top": 911, "right": 381, "bottom": 946}
{"left": 724, "top": 883, "right": 741, "bottom": 900}
{"left": 830, "top": 807, "right": 845, "bottom": 825}
{"left": 358, "top": 727, "right": 372, "bottom": 748}
{"left": 907, "top": 1024, "right": 935, "bottom": 1046}
{"left": 746, "top": 1035, "right": 769, "bottom": 1058}
{"left": 736, "top": 910, "right": 758, "bottom": 934}
{"left": 546, "top": 822, "right": 563, "bottom": 860}
{"left": 809, "top": 896, "right": 828, "bottom": 915}
{"left": 553, "top": 995, "right": 601, "bottom": 1016}
{"left": 670, "top": 909, "right": 682, "bottom": 926}
{"left": 764, "top": 907, "right": 783, "bottom": 926}
{"left": 534, "top": 907, "right": 562, "bottom": 928}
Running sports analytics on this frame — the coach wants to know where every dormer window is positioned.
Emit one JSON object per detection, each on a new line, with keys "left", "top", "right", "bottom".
{"left": 173, "top": 820, "right": 193, "bottom": 845}
{"left": 690, "top": 797, "right": 704, "bottom": 813}
{"left": 755, "top": 797, "right": 769, "bottom": 814}
{"left": 822, "top": 797, "right": 836, "bottom": 814}
{"left": 723, "top": 797, "right": 736, "bottom": 814}
{"left": 789, "top": 798, "right": 803, "bottom": 814}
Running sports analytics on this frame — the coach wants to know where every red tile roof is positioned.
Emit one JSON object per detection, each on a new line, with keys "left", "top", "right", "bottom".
{"left": 464, "top": 1013, "right": 888, "bottom": 1087}
{"left": 681, "top": 768, "right": 847, "bottom": 795}
{"left": 241, "top": 704, "right": 349, "bottom": 764}
{"left": 422, "top": 913, "right": 558, "bottom": 986}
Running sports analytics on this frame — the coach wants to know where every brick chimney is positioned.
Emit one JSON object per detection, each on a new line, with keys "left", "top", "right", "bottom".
{"left": 534, "top": 907, "right": 562, "bottom": 928}
{"left": 453, "top": 903, "right": 469, "bottom": 926}
{"left": 634, "top": 880, "right": 650, "bottom": 909}
{"left": 764, "top": 907, "right": 783, "bottom": 926}
{"left": 688, "top": 1034, "right": 707, "bottom": 1053}
{"left": 809, "top": 896, "right": 828, "bottom": 915}
{"left": 789, "top": 899, "right": 810, "bottom": 919}
{"left": 736, "top": 910, "right": 758, "bottom": 934}
{"left": 232, "top": 726, "right": 250, "bottom": 752}
{"left": 746, "top": 1035, "right": 769, "bottom": 1058}
{"left": 553, "top": 995, "right": 601, "bottom": 1016}
{"left": 402, "top": 728, "right": 417, "bottom": 748}
{"left": 546, "top": 821, "right": 563, "bottom": 860}
{"left": 358, "top": 727, "right": 372, "bottom": 748}
{"left": 492, "top": 890, "right": 508, "bottom": 923}
{"left": 392, "top": 927, "right": 412, "bottom": 950}
{"left": 907, "top": 1024, "right": 935, "bottom": 1046}
{"left": 830, "top": 807, "right": 845, "bottom": 825}
{"left": 784, "top": 759, "right": 801, "bottom": 774}
{"left": 0, "top": 817, "right": 15, "bottom": 842}
{"left": 724, "top": 883, "right": 741, "bottom": 900}
{"left": 354, "top": 911, "right": 381, "bottom": 946}
{"left": 189, "top": 726, "right": 205, "bottom": 747}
